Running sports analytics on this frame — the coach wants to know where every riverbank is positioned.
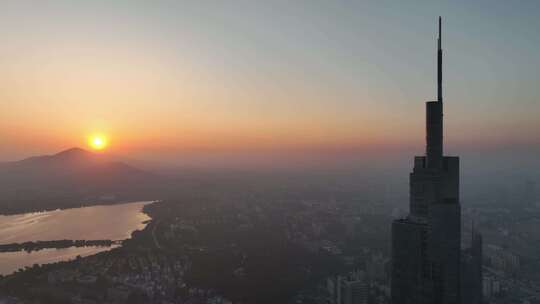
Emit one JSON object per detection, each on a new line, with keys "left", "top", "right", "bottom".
{"left": 0, "top": 198, "right": 159, "bottom": 216}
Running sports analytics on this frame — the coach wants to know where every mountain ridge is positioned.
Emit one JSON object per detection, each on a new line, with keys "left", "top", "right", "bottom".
{"left": 0, "top": 147, "right": 163, "bottom": 215}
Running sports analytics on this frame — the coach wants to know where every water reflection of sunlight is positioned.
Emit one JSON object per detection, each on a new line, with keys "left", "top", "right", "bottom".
{"left": 0, "top": 201, "right": 152, "bottom": 244}
{"left": 0, "top": 201, "right": 153, "bottom": 275}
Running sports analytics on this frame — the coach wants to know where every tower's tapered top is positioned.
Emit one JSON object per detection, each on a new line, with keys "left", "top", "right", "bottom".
{"left": 437, "top": 16, "right": 443, "bottom": 103}
{"left": 438, "top": 16, "right": 442, "bottom": 49}
{"left": 426, "top": 17, "right": 444, "bottom": 168}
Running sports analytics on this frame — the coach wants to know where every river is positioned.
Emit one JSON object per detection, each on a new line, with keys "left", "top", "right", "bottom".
{"left": 0, "top": 201, "right": 152, "bottom": 275}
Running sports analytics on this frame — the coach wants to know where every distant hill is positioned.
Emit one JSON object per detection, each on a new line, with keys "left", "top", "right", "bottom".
{"left": 0, "top": 148, "right": 164, "bottom": 214}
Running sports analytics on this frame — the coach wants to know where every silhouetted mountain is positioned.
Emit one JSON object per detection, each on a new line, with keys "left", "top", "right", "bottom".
{"left": 0, "top": 148, "right": 163, "bottom": 214}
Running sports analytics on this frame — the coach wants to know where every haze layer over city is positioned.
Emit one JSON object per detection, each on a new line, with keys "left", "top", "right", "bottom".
{"left": 0, "top": 1, "right": 539, "bottom": 304}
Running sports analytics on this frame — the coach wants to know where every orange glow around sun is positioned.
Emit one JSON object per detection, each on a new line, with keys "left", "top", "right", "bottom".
{"left": 88, "top": 134, "right": 108, "bottom": 151}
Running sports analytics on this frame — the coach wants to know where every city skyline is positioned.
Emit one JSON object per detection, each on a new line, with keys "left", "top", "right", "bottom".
{"left": 0, "top": 4, "right": 539, "bottom": 303}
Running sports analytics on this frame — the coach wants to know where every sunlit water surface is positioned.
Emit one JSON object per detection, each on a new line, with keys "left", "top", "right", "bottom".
{"left": 0, "top": 201, "right": 152, "bottom": 275}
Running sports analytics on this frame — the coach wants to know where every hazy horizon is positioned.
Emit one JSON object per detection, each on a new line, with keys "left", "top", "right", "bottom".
{"left": 1, "top": 4, "right": 540, "bottom": 302}
{"left": 1, "top": 0, "right": 539, "bottom": 169}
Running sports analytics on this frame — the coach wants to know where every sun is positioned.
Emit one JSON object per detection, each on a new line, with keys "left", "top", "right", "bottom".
{"left": 88, "top": 134, "right": 108, "bottom": 151}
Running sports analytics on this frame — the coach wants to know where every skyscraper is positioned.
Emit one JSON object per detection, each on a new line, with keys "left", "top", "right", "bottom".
{"left": 461, "top": 225, "right": 483, "bottom": 304}
{"left": 328, "top": 271, "right": 369, "bottom": 304}
{"left": 391, "top": 17, "right": 461, "bottom": 304}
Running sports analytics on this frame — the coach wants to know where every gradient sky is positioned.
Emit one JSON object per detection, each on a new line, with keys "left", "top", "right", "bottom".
{"left": 0, "top": 0, "right": 539, "bottom": 166}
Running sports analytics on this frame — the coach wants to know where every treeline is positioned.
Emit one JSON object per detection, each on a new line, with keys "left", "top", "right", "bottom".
{"left": 0, "top": 239, "right": 120, "bottom": 253}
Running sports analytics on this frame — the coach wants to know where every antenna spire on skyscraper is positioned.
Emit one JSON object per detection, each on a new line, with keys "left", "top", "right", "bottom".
{"left": 439, "top": 16, "right": 442, "bottom": 49}
{"left": 438, "top": 16, "right": 443, "bottom": 103}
